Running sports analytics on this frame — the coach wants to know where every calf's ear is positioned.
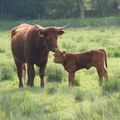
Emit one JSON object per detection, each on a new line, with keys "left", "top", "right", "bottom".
{"left": 62, "top": 51, "right": 66, "bottom": 57}
{"left": 58, "top": 30, "right": 64, "bottom": 35}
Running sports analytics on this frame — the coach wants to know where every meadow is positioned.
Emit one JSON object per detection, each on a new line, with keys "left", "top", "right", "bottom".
{"left": 0, "top": 17, "right": 120, "bottom": 120}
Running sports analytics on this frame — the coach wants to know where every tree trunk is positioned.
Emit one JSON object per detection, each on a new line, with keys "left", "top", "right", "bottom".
{"left": 0, "top": 8, "right": 3, "bottom": 18}
{"left": 80, "top": 0, "right": 85, "bottom": 18}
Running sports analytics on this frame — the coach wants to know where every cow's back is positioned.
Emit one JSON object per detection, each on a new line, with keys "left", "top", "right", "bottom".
{"left": 11, "top": 23, "right": 32, "bottom": 37}
{"left": 11, "top": 23, "right": 32, "bottom": 63}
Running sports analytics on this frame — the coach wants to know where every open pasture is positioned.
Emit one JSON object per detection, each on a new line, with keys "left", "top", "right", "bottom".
{"left": 0, "top": 18, "right": 120, "bottom": 120}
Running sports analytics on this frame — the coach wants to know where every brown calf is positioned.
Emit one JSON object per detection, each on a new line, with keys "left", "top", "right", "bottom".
{"left": 54, "top": 49, "right": 108, "bottom": 86}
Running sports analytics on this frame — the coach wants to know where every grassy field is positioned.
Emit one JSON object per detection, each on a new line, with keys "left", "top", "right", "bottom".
{"left": 0, "top": 17, "right": 120, "bottom": 120}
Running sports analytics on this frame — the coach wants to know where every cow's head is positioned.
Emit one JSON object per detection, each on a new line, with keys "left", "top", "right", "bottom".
{"left": 36, "top": 24, "right": 69, "bottom": 52}
{"left": 43, "top": 27, "right": 65, "bottom": 52}
{"left": 53, "top": 50, "right": 66, "bottom": 63}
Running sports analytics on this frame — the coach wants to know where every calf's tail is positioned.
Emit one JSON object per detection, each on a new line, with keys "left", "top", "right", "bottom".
{"left": 99, "top": 49, "right": 107, "bottom": 68}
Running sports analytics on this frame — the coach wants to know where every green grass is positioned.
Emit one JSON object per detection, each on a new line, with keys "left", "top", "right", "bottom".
{"left": 0, "top": 16, "right": 120, "bottom": 30}
{"left": 0, "top": 17, "right": 120, "bottom": 120}
{"left": 46, "top": 64, "right": 65, "bottom": 83}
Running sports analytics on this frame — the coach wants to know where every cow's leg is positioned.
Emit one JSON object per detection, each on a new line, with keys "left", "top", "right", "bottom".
{"left": 15, "top": 60, "right": 23, "bottom": 88}
{"left": 68, "top": 72, "right": 75, "bottom": 86}
{"left": 39, "top": 62, "right": 47, "bottom": 88}
{"left": 22, "top": 64, "right": 26, "bottom": 85}
{"left": 27, "top": 64, "right": 35, "bottom": 87}
{"left": 39, "top": 52, "right": 48, "bottom": 88}
{"left": 96, "top": 67, "right": 104, "bottom": 86}
{"left": 39, "top": 66, "right": 45, "bottom": 88}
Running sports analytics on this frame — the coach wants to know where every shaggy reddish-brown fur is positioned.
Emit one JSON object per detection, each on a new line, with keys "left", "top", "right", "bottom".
{"left": 11, "top": 23, "right": 64, "bottom": 88}
{"left": 54, "top": 49, "right": 108, "bottom": 86}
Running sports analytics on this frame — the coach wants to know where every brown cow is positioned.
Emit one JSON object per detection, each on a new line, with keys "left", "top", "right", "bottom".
{"left": 54, "top": 49, "right": 108, "bottom": 86}
{"left": 11, "top": 23, "right": 65, "bottom": 88}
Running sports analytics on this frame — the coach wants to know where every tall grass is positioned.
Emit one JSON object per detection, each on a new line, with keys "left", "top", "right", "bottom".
{"left": 0, "top": 64, "right": 15, "bottom": 81}
{"left": 102, "top": 75, "right": 120, "bottom": 93}
{"left": 46, "top": 64, "right": 65, "bottom": 83}
{"left": 0, "top": 18, "right": 120, "bottom": 120}
{"left": 0, "top": 91, "right": 38, "bottom": 120}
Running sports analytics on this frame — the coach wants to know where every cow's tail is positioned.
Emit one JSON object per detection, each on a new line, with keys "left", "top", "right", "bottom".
{"left": 99, "top": 49, "right": 107, "bottom": 68}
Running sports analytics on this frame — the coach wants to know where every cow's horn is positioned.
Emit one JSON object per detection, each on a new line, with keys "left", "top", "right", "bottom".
{"left": 35, "top": 24, "right": 44, "bottom": 30}
{"left": 58, "top": 23, "right": 70, "bottom": 29}
{"left": 44, "top": 23, "right": 70, "bottom": 30}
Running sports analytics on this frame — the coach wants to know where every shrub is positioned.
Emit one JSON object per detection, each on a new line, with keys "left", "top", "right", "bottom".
{"left": 46, "top": 84, "right": 58, "bottom": 95}
{"left": 46, "top": 64, "right": 64, "bottom": 83}
{"left": 102, "top": 78, "right": 120, "bottom": 93}
{"left": 108, "top": 46, "right": 120, "bottom": 57}
{"left": 0, "top": 64, "right": 14, "bottom": 81}
{"left": 74, "top": 89, "right": 84, "bottom": 102}
{"left": 0, "top": 48, "right": 5, "bottom": 53}
{"left": 74, "top": 76, "right": 80, "bottom": 86}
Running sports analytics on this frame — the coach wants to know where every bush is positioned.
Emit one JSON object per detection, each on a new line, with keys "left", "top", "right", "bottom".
{"left": 0, "top": 48, "right": 5, "bottom": 53}
{"left": 74, "top": 76, "right": 80, "bottom": 86}
{"left": 74, "top": 89, "right": 84, "bottom": 102}
{"left": 46, "top": 64, "right": 64, "bottom": 83}
{"left": 46, "top": 84, "right": 58, "bottom": 95}
{"left": 0, "top": 64, "right": 14, "bottom": 81}
{"left": 108, "top": 46, "right": 120, "bottom": 57}
{"left": 102, "top": 78, "right": 120, "bottom": 93}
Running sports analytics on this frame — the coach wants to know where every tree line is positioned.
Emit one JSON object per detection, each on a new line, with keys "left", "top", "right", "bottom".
{"left": 0, "top": 0, "right": 120, "bottom": 19}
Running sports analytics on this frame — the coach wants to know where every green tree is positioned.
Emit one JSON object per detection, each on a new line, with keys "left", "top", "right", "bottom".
{"left": 91, "top": 0, "right": 115, "bottom": 16}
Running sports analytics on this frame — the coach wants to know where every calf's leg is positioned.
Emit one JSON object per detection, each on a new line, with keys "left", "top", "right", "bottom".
{"left": 96, "top": 67, "right": 104, "bottom": 86}
{"left": 104, "top": 68, "right": 108, "bottom": 81}
{"left": 68, "top": 72, "right": 75, "bottom": 86}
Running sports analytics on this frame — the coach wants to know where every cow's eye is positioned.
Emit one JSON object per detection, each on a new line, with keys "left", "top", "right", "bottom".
{"left": 44, "top": 32, "right": 48, "bottom": 37}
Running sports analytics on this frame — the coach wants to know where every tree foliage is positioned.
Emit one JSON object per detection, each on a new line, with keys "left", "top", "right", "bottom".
{"left": 91, "top": 0, "right": 117, "bottom": 16}
{"left": 0, "top": 0, "right": 119, "bottom": 19}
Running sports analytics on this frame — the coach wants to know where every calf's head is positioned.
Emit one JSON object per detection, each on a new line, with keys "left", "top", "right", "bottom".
{"left": 53, "top": 50, "right": 66, "bottom": 63}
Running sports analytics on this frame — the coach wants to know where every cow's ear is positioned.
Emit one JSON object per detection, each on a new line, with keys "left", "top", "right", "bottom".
{"left": 38, "top": 30, "right": 44, "bottom": 38}
{"left": 43, "top": 30, "right": 48, "bottom": 37}
{"left": 58, "top": 30, "right": 64, "bottom": 35}
{"left": 62, "top": 51, "right": 66, "bottom": 57}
